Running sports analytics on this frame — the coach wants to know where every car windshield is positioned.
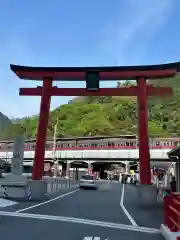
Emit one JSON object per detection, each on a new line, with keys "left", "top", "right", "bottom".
{"left": 81, "top": 175, "right": 94, "bottom": 180}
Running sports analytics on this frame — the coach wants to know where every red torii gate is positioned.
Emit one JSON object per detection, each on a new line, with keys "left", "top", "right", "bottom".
{"left": 10, "top": 63, "right": 179, "bottom": 185}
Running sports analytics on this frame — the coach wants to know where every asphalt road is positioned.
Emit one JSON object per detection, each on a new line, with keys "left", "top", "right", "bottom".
{"left": 0, "top": 181, "right": 164, "bottom": 240}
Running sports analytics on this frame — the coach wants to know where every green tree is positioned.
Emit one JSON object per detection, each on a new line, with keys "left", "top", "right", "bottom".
{"left": 2, "top": 76, "right": 180, "bottom": 139}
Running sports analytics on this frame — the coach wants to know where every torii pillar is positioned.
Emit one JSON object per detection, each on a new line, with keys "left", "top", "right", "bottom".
{"left": 10, "top": 63, "right": 178, "bottom": 184}
{"left": 137, "top": 76, "right": 150, "bottom": 184}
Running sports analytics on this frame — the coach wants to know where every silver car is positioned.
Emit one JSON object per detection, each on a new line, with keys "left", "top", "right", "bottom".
{"left": 79, "top": 174, "right": 97, "bottom": 189}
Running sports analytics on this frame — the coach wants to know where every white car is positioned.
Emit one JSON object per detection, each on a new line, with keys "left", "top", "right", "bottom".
{"left": 79, "top": 174, "right": 97, "bottom": 189}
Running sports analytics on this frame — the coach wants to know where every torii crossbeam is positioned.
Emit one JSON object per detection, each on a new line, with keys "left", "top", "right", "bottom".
{"left": 11, "top": 63, "right": 180, "bottom": 185}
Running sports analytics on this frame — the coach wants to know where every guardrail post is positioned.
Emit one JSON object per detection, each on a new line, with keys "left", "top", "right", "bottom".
{"left": 164, "top": 193, "right": 180, "bottom": 232}
{"left": 164, "top": 195, "right": 171, "bottom": 226}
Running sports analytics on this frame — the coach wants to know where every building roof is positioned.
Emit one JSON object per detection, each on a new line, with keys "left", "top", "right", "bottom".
{"left": 167, "top": 146, "right": 180, "bottom": 158}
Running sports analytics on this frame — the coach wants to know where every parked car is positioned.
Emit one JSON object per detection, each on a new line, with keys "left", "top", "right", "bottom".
{"left": 79, "top": 174, "right": 97, "bottom": 190}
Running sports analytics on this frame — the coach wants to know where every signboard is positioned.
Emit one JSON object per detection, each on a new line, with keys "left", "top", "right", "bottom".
{"left": 11, "top": 135, "right": 25, "bottom": 175}
{"left": 86, "top": 71, "right": 99, "bottom": 91}
{"left": 152, "top": 165, "right": 159, "bottom": 175}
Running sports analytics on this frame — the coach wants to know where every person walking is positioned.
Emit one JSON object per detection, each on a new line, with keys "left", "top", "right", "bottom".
{"left": 170, "top": 176, "right": 176, "bottom": 193}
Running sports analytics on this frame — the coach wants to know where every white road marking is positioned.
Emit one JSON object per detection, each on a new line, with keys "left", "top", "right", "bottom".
{"left": 0, "top": 211, "right": 159, "bottom": 233}
{"left": 120, "top": 184, "right": 138, "bottom": 226}
{"left": 0, "top": 198, "right": 18, "bottom": 207}
{"left": 16, "top": 189, "right": 80, "bottom": 213}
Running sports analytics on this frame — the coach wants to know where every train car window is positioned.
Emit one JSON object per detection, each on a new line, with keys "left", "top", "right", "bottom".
{"left": 129, "top": 141, "right": 133, "bottom": 146}
{"left": 108, "top": 142, "right": 111, "bottom": 147}
{"left": 2, "top": 145, "right": 6, "bottom": 150}
{"left": 23, "top": 166, "right": 33, "bottom": 173}
{"left": 8, "top": 145, "right": 12, "bottom": 150}
{"left": 156, "top": 141, "right": 160, "bottom": 146}
{"left": 160, "top": 141, "right": 164, "bottom": 146}
{"left": 120, "top": 142, "right": 124, "bottom": 146}
{"left": 3, "top": 165, "right": 11, "bottom": 173}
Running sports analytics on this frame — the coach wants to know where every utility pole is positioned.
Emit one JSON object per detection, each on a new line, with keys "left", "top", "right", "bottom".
{"left": 52, "top": 116, "right": 58, "bottom": 159}
{"left": 52, "top": 116, "right": 58, "bottom": 176}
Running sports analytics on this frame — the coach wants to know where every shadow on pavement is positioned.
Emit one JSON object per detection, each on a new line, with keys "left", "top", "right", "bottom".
{"left": 123, "top": 184, "right": 164, "bottom": 229}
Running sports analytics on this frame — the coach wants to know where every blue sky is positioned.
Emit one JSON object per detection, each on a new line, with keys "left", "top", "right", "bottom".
{"left": 0, "top": 0, "right": 179, "bottom": 118}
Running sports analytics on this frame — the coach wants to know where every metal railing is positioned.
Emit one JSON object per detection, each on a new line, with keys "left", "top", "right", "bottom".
{"left": 164, "top": 193, "right": 180, "bottom": 232}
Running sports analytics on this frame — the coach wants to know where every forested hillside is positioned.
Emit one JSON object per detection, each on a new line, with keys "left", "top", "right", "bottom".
{"left": 2, "top": 78, "right": 180, "bottom": 140}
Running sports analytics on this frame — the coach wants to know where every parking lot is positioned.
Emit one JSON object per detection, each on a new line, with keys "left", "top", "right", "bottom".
{"left": 0, "top": 182, "right": 164, "bottom": 240}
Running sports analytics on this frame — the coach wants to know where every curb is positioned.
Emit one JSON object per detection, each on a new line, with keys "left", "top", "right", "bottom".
{"left": 160, "top": 224, "right": 180, "bottom": 240}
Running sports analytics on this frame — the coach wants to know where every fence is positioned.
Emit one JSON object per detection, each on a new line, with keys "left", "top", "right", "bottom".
{"left": 164, "top": 193, "right": 180, "bottom": 232}
{"left": 43, "top": 176, "right": 79, "bottom": 194}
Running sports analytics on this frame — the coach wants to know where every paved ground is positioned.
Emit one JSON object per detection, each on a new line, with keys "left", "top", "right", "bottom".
{"left": 124, "top": 184, "right": 164, "bottom": 229}
{"left": 0, "top": 181, "right": 164, "bottom": 240}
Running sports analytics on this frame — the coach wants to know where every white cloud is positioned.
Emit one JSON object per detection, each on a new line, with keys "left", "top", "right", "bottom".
{"left": 100, "top": 0, "right": 173, "bottom": 65}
